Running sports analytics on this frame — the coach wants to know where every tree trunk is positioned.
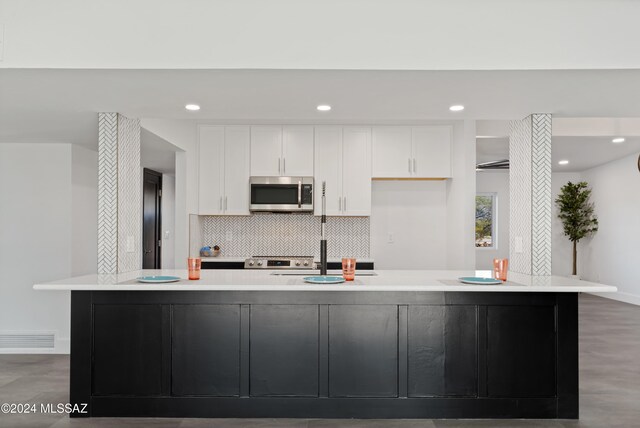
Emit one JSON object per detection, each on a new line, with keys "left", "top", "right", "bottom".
{"left": 572, "top": 240, "right": 577, "bottom": 276}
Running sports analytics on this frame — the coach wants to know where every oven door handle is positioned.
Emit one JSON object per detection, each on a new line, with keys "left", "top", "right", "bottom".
{"left": 297, "top": 180, "right": 302, "bottom": 208}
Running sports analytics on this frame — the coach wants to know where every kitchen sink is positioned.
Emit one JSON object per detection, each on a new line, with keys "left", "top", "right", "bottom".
{"left": 270, "top": 270, "right": 377, "bottom": 276}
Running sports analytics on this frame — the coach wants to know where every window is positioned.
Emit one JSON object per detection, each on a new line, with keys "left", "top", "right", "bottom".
{"left": 476, "top": 193, "right": 497, "bottom": 248}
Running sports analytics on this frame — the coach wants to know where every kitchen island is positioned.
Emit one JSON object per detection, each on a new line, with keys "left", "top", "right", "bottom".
{"left": 35, "top": 270, "right": 616, "bottom": 420}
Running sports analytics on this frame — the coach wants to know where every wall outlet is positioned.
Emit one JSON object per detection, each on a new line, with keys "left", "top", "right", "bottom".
{"left": 126, "top": 236, "right": 135, "bottom": 253}
{"left": 515, "top": 236, "right": 523, "bottom": 254}
{"left": 226, "top": 231, "right": 233, "bottom": 241}
{"left": 387, "top": 233, "right": 394, "bottom": 243}
{"left": 164, "top": 230, "right": 171, "bottom": 240}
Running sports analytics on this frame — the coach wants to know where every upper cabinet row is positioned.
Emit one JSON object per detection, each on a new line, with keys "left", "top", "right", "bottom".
{"left": 198, "top": 125, "right": 452, "bottom": 216}
{"left": 250, "top": 126, "right": 314, "bottom": 177}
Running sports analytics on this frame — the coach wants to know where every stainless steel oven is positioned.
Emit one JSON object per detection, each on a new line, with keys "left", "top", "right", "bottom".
{"left": 249, "top": 176, "right": 313, "bottom": 212}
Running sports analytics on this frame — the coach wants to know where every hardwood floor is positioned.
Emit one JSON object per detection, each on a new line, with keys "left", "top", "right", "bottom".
{"left": 0, "top": 294, "right": 638, "bottom": 427}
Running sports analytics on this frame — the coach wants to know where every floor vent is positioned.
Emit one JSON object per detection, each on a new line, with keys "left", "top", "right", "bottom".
{"left": 0, "top": 333, "right": 55, "bottom": 349}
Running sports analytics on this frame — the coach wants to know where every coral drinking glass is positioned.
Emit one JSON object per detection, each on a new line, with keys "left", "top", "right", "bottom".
{"left": 342, "top": 258, "right": 356, "bottom": 281}
{"left": 188, "top": 257, "right": 201, "bottom": 280}
{"left": 493, "top": 258, "right": 508, "bottom": 281}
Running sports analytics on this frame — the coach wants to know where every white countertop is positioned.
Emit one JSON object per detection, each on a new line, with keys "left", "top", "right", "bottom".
{"left": 33, "top": 269, "right": 617, "bottom": 293}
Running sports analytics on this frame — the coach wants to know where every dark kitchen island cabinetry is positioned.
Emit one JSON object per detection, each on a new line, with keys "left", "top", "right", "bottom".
{"left": 69, "top": 289, "right": 578, "bottom": 419}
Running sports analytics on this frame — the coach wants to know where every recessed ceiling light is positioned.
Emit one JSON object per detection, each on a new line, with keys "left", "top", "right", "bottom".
{"left": 185, "top": 104, "right": 200, "bottom": 111}
{"left": 612, "top": 137, "right": 625, "bottom": 143}
{"left": 449, "top": 105, "right": 465, "bottom": 112}
{"left": 558, "top": 160, "right": 569, "bottom": 165}
{"left": 317, "top": 105, "right": 331, "bottom": 112}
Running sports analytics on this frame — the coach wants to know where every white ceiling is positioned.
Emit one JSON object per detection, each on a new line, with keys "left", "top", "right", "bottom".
{"left": 552, "top": 137, "right": 640, "bottom": 172}
{"left": 4, "top": 0, "right": 640, "bottom": 70}
{"left": 3, "top": 69, "right": 640, "bottom": 149}
{"left": 476, "top": 137, "right": 640, "bottom": 173}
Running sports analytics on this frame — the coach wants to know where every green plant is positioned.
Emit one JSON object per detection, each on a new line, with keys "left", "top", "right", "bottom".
{"left": 555, "top": 181, "right": 598, "bottom": 276}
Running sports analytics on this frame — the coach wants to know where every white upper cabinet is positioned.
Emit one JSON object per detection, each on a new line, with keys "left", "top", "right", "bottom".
{"left": 198, "top": 126, "right": 224, "bottom": 215}
{"left": 313, "top": 126, "right": 343, "bottom": 216}
{"left": 250, "top": 126, "right": 282, "bottom": 176}
{"left": 372, "top": 127, "right": 412, "bottom": 178}
{"left": 250, "top": 125, "right": 314, "bottom": 177}
{"left": 223, "top": 127, "right": 251, "bottom": 215}
{"left": 198, "top": 126, "right": 250, "bottom": 215}
{"left": 411, "top": 126, "right": 452, "bottom": 178}
{"left": 314, "top": 126, "right": 371, "bottom": 216}
{"left": 372, "top": 126, "right": 452, "bottom": 178}
{"left": 282, "top": 126, "right": 314, "bottom": 176}
{"left": 342, "top": 127, "right": 372, "bottom": 216}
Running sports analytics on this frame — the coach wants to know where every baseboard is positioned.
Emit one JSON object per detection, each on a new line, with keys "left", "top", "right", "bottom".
{"left": 588, "top": 291, "right": 640, "bottom": 306}
{"left": 0, "top": 338, "right": 69, "bottom": 354}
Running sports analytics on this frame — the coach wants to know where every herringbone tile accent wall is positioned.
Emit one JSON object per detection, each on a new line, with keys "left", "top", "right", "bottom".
{"left": 97, "top": 113, "right": 118, "bottom": 274}
{"left": 531, "top": 114, "right": 552, "bottom": 275}
{"left": 97, "top": 113, "right": 142, "bottom": 274}
{"left": 202, "top": 215, "right": 370, "bottom": 258}
{"left": 117, "top": 114, "right": 142, "bottom": 273}
{"left": 509, "top": 114, "right": 552, "bottom": 276}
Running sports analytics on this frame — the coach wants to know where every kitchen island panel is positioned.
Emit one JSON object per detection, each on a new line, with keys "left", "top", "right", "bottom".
{"left": 408, "top": 305, "right": 478, "bottom": 397}
{"left": 92, "top": 304, "right": 164, "bottom": 396}
{"left": 250, "top": 304, "right": 319, "bottom": 397}
{"left": 487, "top": 305, "right": 557, "bottom": 398}
{"left": 328, "top": 305, "right": 398, "bottom": 398}
{"left": 171, "top": 305, "right": 241, "bottom": 396}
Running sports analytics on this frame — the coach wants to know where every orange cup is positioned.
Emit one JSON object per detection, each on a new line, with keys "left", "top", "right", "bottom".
{"left": 188, "top": 257, "right": 201, "bottom": 280}
{"left": 493, "top": 258, "right": 508, "bottom": 281}
{"left": 342, "top": 258, "right": 356, "bottom": 281}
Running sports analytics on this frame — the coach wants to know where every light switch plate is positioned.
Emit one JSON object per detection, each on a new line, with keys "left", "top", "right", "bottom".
{"left": 126, "top": 236, "right": 135, "bottom": 253}
{"left": 515, "top": 236, "right": 523, "bottom": 254}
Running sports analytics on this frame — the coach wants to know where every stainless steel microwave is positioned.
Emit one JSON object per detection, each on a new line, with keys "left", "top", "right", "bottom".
{"left": 249, "top": 176, "right": 314, "bottom": 212}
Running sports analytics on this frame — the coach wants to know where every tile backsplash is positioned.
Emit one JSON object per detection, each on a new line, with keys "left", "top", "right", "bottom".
{"left": 201, "top": 214, "right": 370, "bottom": 258}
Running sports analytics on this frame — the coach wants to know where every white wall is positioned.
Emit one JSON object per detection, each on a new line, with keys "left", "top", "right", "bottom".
{"left": 371, "top": 181, "right": 448, "bottom": 269}
{"left": 161, "top": 174, "right": 176, "bottom": 269}
{"left": 2, "top": 1, "right": 640, "bottom": 70}
{"left": 445, "top": 120, "right": 476, "bottom": 269}
{"left": 71, "top": 145, "right": 98, "bottom": 275}
{"left": 139, "top": 119, "right": 196, "bottom": 267}
{"left": 580, "top": 153, "right": 640, "bottom": 305}
{"left": 0, "top": 143, "right": 97, "bottom": 353}
{"left": 372, "top": 121, "right": 475, "bottom": 270}
{"left": 476, "top": 172, "right": 510, "bottom": 270}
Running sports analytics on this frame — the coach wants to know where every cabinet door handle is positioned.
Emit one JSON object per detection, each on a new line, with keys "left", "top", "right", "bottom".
{"left": 343, "top": 196, "right": 347, "bottom": 212}
{"left": 283, "top": 158, "right": 286, "bottom": 175}
{"left": 224, "top": 196, "right": 228, "bottom": 211}
{"left": 338, "top": 197, "right": 342, "bottom": 211}
{"left": 219, "top": 197, "right": 222, "bottom": 211}
{"left": 297, "top": 180, "right": 302, "bottom": 208}
{"left": 278, "top": 158, "right": 281, "bottom": 174}
{"left": 413, "top": 158, "right": 417, "bottom": 173}
{"left": 408, "top": 158, "right": 412, "bottom": 173}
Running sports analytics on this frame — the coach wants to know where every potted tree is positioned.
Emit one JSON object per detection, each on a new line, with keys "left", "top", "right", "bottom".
{"left": 555, "top": 181, "right": 598, "bottom": 277}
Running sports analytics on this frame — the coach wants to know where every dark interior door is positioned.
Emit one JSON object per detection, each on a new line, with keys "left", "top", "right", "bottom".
{"left": 143, "top": 169, "right": 162, "bottom": 269}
